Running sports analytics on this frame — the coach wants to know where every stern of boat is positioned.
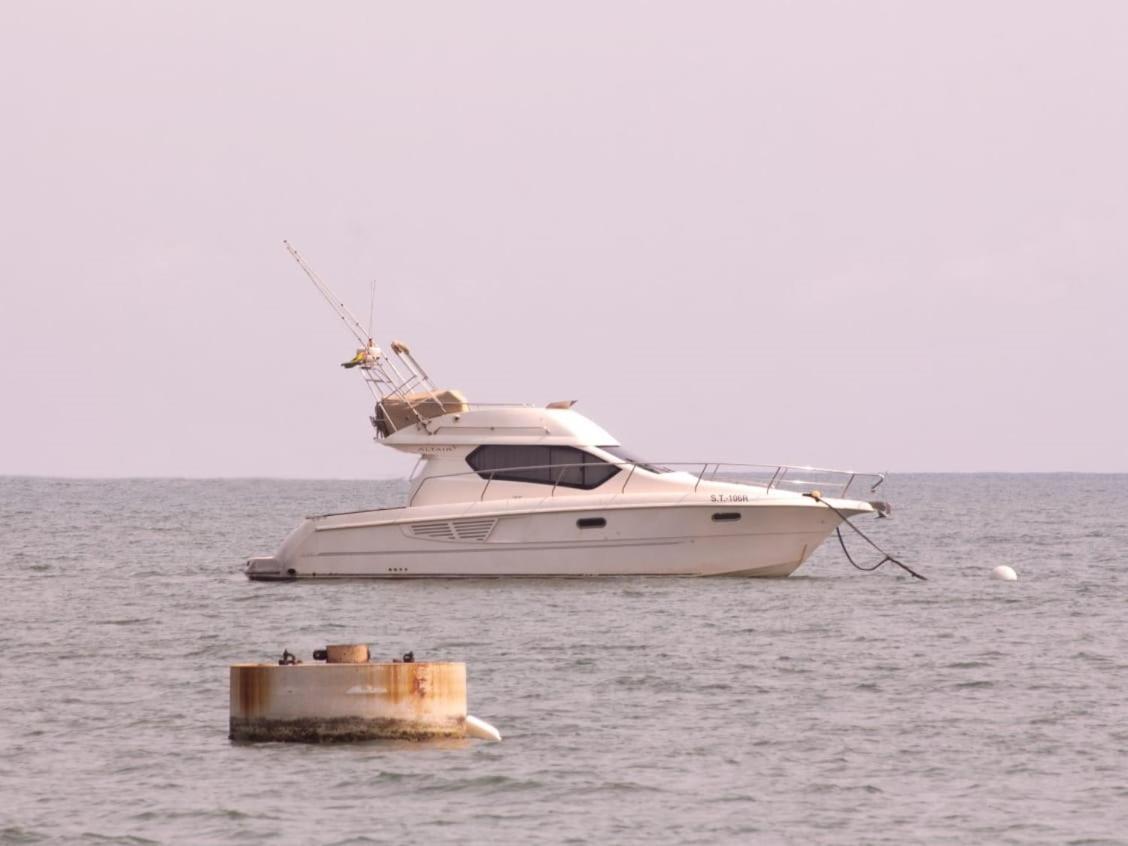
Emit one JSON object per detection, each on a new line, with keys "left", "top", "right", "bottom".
{"left": 245, "top": 556, "right": 292, "bottom": 580}
{"left": 245, "top": 517, "right": 317, "bottom": 580}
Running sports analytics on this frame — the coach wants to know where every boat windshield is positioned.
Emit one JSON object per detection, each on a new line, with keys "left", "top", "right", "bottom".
{"left": 598, "top": 446, "right": 672, "bottom": 474}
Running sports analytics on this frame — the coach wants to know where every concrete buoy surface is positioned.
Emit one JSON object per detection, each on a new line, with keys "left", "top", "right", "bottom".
{"left": 229, "top": 645, "right": 500, "bottom": 743}
{"left": 991, "top": 565, "right": 1018, "bottom": 581}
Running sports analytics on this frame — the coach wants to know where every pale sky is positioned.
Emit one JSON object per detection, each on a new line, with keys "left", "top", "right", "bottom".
{"left": 1, "top": 1, "right": 1125, "bottom": 477}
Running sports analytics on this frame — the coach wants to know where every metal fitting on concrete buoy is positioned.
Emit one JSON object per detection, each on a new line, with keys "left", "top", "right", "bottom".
{"left": 311, "top": 644, "right": 369, "bottom": 663}
{"left": 229, "top": 644, "right": 501, "bottom": 743}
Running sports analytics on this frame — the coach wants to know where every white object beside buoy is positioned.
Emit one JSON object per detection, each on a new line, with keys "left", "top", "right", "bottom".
{"left": 465, "top": 714, "right": 502, "bottom": 742}
{"left": 991, "top": 565, "right": 1018, "bottom": 581}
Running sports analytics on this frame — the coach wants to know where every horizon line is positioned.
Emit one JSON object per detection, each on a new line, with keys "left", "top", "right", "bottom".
{"left": 2, "top": 470, "right": 1126, "bottom": 482}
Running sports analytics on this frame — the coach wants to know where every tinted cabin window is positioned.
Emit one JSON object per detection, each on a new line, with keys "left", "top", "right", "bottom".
{"left": 577, "top": 517, "right": 606, "bottom": 528}
{"left": 467, "top": 445, "right": 553, "bottom": 485}
{"left": 466, "top": 445, "right": 620, "bottom": 490}
{"left": 712, "top": 512, "right": 741, "bottom": 522}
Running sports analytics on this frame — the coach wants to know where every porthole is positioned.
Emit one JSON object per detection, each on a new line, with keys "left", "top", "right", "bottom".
{"left": 712, "top": 512, "right": 741, "bottom": 522}
{"left": 577, "top": 517, "right": 607, "bottom": 529}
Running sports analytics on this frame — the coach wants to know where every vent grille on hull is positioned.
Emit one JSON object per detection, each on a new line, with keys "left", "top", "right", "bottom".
{"left": 409, "top": 517, "right": 497, "bottom": 542}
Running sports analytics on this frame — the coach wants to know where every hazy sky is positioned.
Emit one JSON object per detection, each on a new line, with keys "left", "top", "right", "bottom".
{"left": 2, "top": 1, "right": 1125, "bottom": 477}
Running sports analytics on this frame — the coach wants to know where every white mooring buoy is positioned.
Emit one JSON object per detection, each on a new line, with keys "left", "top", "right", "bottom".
{"left": 465, "top": 714, "right": 503, "bottom": 742}
{"left": 991, "top": 565, "right": 1018, "bottom": 581}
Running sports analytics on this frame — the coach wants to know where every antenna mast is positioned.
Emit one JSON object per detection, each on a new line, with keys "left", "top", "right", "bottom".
{"left": 283, "top": 240, "right": 371, "bottom": 345}
{"left": 281, "top": 242, "right": 446, "bottom": 434}
{"left": 368, "top": 279, "right": 377, "bottom": 339}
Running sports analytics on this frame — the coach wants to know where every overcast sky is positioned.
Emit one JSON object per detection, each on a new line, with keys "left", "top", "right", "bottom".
{"left": 1, "top": 1, "right": 1125, "bottom": 477}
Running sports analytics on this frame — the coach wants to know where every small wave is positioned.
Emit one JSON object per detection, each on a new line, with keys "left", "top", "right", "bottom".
{"left": 809, "top": 782, "right": 884, "bottom": 794}
{"left": 97, "top": 618, "right": 150, "bottom": 626}
{"left": 0, "top": 827, "right": 49, "bottom": 845}
{"left": 336, "top": 770, "right": 413, "bottom": 785}
{"left": 417, "top": 774, "right": 544, "bottom": 794}
{"left": 216, "top": 809, "right": 253, "bottom": 820}
{"left": 1071, "top": 651, "right": 1114, "bottom": 664}
{"left": 565, "top": 780, "right": 670, "bottom": 797}
{"left": 433, "top": 641, "right": 487, "bottom": 648}
{"left": 129, "top": 808, "right": 270, "bottom": 823}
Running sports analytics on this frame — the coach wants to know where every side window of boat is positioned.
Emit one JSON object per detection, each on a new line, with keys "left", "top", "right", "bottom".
{"left": 576, "top": 449, "right": 620, "bottom": 489}
{"left": 467, "top": 445, "right": 554, "bottom": 484}
{"left": 466, "top": 446, "right": 619, "bottom": 489}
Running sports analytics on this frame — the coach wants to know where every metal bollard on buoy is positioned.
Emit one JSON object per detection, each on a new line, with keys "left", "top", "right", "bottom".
{"left": 229, "top": 644, "right": 501, "bottom": 743}
{"left": 991, "top": 565, "right": 1019, "bottom": 581}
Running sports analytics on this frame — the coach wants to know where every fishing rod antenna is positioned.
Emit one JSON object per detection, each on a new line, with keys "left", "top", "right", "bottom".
{"left": 282, "top": 240, "right": 371, "bottom": 345}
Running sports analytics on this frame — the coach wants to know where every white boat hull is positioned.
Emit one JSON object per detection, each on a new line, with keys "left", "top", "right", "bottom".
{"left": 246, "top": 498, "right": 872, "bottom": 580}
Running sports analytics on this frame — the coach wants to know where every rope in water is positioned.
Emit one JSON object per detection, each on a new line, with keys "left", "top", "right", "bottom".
{"left": 804, "top": 492, "right": 928, "bottom": 581}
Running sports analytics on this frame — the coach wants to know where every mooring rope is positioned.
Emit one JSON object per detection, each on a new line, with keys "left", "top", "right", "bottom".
{"left": 804, "top": 492, "right": 928, "bottom": 581}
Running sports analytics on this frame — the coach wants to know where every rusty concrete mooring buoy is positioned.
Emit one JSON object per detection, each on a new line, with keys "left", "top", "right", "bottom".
{"left": 229, "top": 644, "right": 501, "bottom": 743}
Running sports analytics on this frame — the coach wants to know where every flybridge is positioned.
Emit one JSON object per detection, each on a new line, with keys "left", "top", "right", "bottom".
{"left": 283, "top": 241, "right": 607, "bottom": 444}
{"left": 283, "top": 241, "right": 469, "bottom": 436}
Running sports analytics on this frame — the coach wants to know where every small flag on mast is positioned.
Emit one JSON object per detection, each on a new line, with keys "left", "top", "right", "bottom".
{"left": 341, "top": 349, "right": 368, "bottom": 369}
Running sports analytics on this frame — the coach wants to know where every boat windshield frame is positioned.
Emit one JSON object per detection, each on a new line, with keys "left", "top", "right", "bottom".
{"left": 597, "top": 446, "right": 672, "bottom": 474}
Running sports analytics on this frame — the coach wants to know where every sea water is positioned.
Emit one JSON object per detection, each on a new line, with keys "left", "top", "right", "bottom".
{"left": 0, "top": 475, "right": 1125, "bottom": 844}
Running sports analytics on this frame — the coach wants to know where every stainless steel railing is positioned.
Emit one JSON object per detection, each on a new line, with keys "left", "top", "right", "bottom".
{"left": 407, "top": 460, "right": 883, "bottom": 507}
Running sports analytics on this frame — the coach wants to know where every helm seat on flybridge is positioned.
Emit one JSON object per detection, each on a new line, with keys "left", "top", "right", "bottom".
{"left": 374, "top": 389, "right": 470, "bottom": 436}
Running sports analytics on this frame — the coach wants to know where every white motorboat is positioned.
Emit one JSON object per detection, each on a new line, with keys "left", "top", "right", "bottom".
{"left": 245, "top": 245, "right": 890, "bottom": 581}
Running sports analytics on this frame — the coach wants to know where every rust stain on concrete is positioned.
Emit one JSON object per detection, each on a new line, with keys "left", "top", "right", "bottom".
{"left": 230, "top": 665, "right": 273, "bottom": 718}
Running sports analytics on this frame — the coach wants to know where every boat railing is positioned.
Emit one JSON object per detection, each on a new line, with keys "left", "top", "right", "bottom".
{"left": 686, "top": 463, "right": 884, "bottom": 498}
{"left": 407, "top": 460, "right": 884, "bottom": 507}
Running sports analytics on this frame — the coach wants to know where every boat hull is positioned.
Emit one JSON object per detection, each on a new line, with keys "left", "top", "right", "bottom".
{"left": 246, "top": 499, "right": 871, "bottom": 580}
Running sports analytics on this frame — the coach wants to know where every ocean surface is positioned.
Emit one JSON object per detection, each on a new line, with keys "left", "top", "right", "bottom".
{"left": 0, "top": 474, "right": 1125, "bottom": 845}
